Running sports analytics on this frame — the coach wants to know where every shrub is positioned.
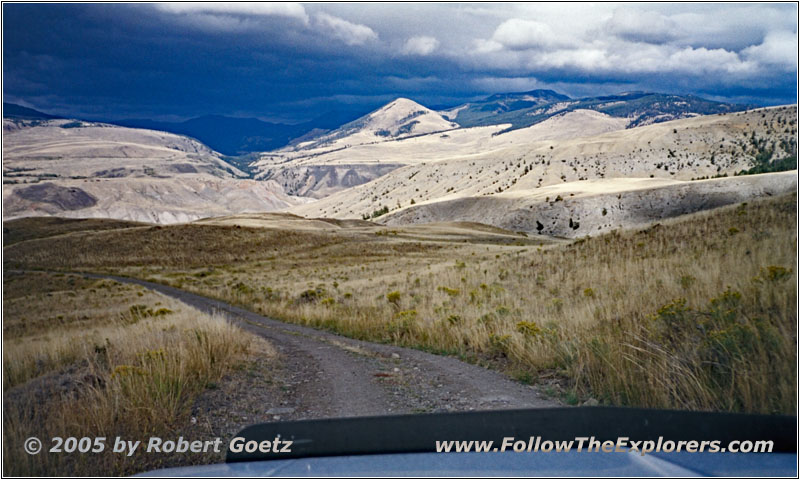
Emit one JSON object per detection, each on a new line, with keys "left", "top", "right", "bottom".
{"left": 395, "top": 310, "right": 417, "bottom": 320}
{"left": 297, "top": 287, "right": 326, "bottom": 304}
{"left": 516, "top": 321, "right": 542, "bottom": 337}
{"left": 754, "top": 265, "right": 792, "bottom": 284}
{"left": 369, "top": 206, "right": 390, "bottom": 219}
{"left": 437, "top": 286, "right": 460, "bottom": 297}
{"left": 386, "top": 291, "right": 402, "bottom": 305}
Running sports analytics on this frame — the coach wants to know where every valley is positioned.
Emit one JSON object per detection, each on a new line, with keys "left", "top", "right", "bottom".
{"left": 4, "top": 3, "right": 797, "bottom": 477}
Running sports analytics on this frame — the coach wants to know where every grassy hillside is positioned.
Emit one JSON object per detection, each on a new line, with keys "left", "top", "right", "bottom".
{"left": 5, "top": 194, "right": 795, "bottom": 414}
{"left": 2, "top": 217, "right": 145, "bottom": 245}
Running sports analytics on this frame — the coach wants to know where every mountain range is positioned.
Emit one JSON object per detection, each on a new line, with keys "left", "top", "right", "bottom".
{"left": 3, "top": 91, "right": 795, "bottom": 232}
{"left": 248, "top": 92, "right": 760, "bottom": 200}
{"left": 444, "top": 90, "right": 749, "bottom": 130}
{"left": 4, "top": 90, "right": 750, "bottom": 157}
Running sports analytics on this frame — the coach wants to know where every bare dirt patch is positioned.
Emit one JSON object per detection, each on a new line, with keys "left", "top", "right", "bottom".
{"left": 15, "top": 183, "right": 97, "bottom": 210}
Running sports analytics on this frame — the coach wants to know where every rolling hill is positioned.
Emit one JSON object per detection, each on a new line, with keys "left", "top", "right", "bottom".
{"left": 252, "top": 103, "right": 629, "bottom": 198}
{"left": 381, "top": 172, "right": 797, "bottom": 238}
{"left": 2, "top": 118, "right": 304, "bottom": 223}
{"left": 4, "top": 93, "right": 794, "bottom": 232}
{"left": 288, "top": 105, "right": 797, "bottom": 233}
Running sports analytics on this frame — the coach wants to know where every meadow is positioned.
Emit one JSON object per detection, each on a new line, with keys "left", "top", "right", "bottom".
{"left": 4, "top": 193, "right": 796, "bottom": 416}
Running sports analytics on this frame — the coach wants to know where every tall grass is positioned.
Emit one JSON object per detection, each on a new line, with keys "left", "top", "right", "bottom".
{"left": 571, "top": 272, "right": 795, "bottom": 412}
{"left": 3, "top": 276, "right": 254, "bottom": 476}
{"left": 245, "top": 196, "right": 793, "bottom": 413}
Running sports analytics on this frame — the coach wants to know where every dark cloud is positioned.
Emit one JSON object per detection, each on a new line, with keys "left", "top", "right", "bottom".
{"left": 3, "top": 3, "right": 796, "bottom": 122}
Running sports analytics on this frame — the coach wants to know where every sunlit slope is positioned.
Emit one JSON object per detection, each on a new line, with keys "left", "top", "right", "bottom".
{"left": 3, "top": 118, "right": 243, "bottom": 178}
{"left": 288, "top": 106, "right": 796, "bottom": 222}
{"left": 254, "top": 106, "right": 628, "bottom": 198}
{"left": 2, "top": 119, "right": 304, "bottom": 223}
{"left": 382, "top": 172, "right": 797, "bottom": 237}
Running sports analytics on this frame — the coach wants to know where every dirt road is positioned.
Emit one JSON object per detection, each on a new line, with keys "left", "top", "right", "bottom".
{"left": 88, "top": 273, "right": 558, "bottom": 420}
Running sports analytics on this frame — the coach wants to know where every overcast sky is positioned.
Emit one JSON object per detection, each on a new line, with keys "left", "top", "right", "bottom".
{"left": 3, "top": 2, "right": 797, "bottom": 123}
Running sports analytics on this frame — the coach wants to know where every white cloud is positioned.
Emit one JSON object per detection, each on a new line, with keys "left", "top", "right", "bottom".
{"left": 665, "top": 47, "right": 754, "bottom": 75}
{"left": 742, "top": 30, "right": 798, "bottom": 71}
{"left": 473, "top": 39, "right": 504, "bottom": 54}
{"left": 491, "top": 18, "right": 574, "bottom": 50}
{"left": 605, "top": 9, "right": 681, "bottom": 44}
{"left": 667, "top": 6, "right": 794, "bottom": 51}
{"left": 154, "top": 4, "right": 380, "bottom": 47}
{"left": 156, "top": 3, "right": 309, "bottom": 25}
{"left": 456, "top": 3, "right": 797, "bottom": 85}
{"left": 535, "top": 48, "right": 612, "bottom": 71}
{"left": 402, "top": 36, "right": 439, "bottom": 56}
{"left": 314, "top": 13, "right": 378, "bottom": 46}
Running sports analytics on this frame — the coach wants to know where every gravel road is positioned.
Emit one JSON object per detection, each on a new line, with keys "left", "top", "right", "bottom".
{"left": 88, "top": 273, "right": 558, "bottom": 419}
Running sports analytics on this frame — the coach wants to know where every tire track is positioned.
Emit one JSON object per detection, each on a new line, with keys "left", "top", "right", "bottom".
{"left": 82, "top": 272, "right": 559, "bottom": 418}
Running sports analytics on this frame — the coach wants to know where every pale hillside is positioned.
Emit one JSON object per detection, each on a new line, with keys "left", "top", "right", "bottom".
{"left": 2, "top": 119, "right": 304, "bottom": 223}
{"left": 288, "top": 106, "right": 796, "bottom": 220}
{"left": 3, "top": 119, "right": 243, "bottom": 179}
{"left": 382, "top": 172, "right": 797, "bottom": 237}
{"left": 254, "top": 108, "right": 628, "bottom": 198}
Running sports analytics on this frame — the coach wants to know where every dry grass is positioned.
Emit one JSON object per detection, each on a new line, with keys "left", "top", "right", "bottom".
{"left": 2, "top": 216, "right": 145, "bottom": 246}
{"left": 2, "top": 272, "right": 256, "bottom": 476}
{"left": 4, "top": 194, "right": 796, "bottom": 414}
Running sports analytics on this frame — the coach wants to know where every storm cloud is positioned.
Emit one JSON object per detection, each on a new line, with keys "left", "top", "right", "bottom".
{"left": 3, "top": 3, "right": 796, "bottom": 122}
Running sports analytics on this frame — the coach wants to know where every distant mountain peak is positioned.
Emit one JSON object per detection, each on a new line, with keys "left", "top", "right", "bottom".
{"left": 381, "top": 97, "right": 424, "bottom": 109}
{"left": 367, "top": 97, "right": 432, "bottom": 122}
{"left": 289, "top": 97, "right": 458, "bottom": 151}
